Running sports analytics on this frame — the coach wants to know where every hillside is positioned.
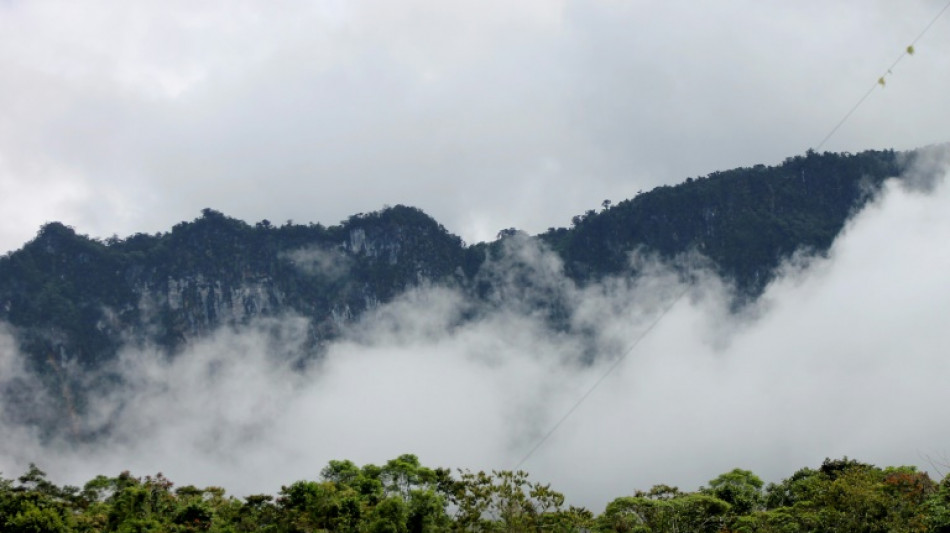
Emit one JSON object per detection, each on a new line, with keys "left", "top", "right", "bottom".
{"left": 0, "top": 148, "right": 915, "bottom": 437}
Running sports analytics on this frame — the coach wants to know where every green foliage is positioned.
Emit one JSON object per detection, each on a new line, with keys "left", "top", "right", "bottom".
{"left": 5, "top": 500, "right": 71, "bottom": 533}
{"left": 925, "top": 473, "right": 950, "bottom": 532}
{"left": 704, "top": 468, "right": 764, "bottom": 515}
{"left": 0, "top": 204, "right": 474, "bottom": 438}
{"left": 449, "top": 469, "right": 586, "bottom": 533}
{"left": 748, "top": 459, "right": 937, "bottom": 533}
{"left": 2, "top": 456, "right": 948, "bottom": 533}
{"left": 0, "top": 149, "right": 920, "bottom": 439}
{"left": 597, "top": 491, "right": 731, "bottom": 533}
{"left": 406, "top": 489, "right": 450, "bottom": 533}
{"left": 366, "top": 497, "right": 408, "bottom": 533}
{"left": 0, "top": 150, "right": 908, "bottom": 374}
{"left": 545, "top": 148, "right": 902, "bottom": 294}
{"left": 381, "top": 454, "right": 435, "bottom": 501}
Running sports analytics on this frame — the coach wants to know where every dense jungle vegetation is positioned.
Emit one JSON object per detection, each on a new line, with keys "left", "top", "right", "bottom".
{"left": 0, "top": 148, "right": 906, "bottom": 373}
{"left": 3, "top": 455, "right": 949, "bottom": 532}
{"left": 0, "top": 147, "right": 918, "bottom": 443}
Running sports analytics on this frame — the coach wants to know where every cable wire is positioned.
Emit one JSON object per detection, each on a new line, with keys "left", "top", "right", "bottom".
{"left": 815, "top": 0, "right": 950, "bottom": 151}
{"left": 513, "top": 283, "right": 691, "bottom": 470}
{"left": 512, "top": 1, "right": 950, "bottom": 472}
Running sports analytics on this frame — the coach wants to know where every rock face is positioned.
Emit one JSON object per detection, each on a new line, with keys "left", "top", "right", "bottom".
{"left": 141, "top": 275, "right": 283, "bottom": 334}
{"left": 0, "top": 205, "right": 469, "bottom": 374}
{"left": 0, "top": 148, "right": 917, "bottom": 438}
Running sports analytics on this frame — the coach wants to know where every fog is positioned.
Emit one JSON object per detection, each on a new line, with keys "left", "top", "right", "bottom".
{"left": 2, "top": 152, "right": 950, "bottom": 510}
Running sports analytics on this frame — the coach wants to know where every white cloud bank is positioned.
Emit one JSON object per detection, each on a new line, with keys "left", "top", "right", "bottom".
{"left": 1, "top": 151, "right": 950, "bottom": 512}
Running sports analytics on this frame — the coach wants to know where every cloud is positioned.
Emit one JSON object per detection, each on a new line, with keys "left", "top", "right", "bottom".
{"left": 2, "top": 1, "right": 949, "bottom": 252}
{"left": 2, "top": 149, "right": 950, "bottom": 513}
{"left": 281, "top": 245, "right": 352, "bottom": 280}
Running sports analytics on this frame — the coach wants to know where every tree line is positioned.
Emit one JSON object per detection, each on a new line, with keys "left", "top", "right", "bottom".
{"left": 3, "top": 454, "right": 949, "bottom": 532}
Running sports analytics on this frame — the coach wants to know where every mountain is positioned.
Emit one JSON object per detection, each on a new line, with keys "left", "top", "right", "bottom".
{"left": 1, "top": 206, "right": 470, "bottom": 368}
{"left": 541, "top": 149, "right": 904, "bottom": 293}
{"left": 0, "top": 148, "right": 918, "bottom": 437}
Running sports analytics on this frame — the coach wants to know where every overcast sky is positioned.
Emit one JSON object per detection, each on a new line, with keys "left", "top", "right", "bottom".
{"left": 2, "top": 1, "right": 950, "bottom": 507}
{"left": 1, "top": 0, "right": 949, "bottom": 252}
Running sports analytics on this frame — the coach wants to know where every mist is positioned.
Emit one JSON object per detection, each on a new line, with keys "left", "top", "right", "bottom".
{"left": 2, "top": 152, "right": 950, "bottom": 511}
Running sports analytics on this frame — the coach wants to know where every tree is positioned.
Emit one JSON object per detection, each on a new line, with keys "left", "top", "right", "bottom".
{"left": 367, "top": 497, "right": 408, "bottom": 533}
{"left": 4, "top": 501, "right": 70, "bottom": 533}
{"left": 705, "top": 468, "right": 764, "bottom": 515}
{"left": 322, "top": 460, "right": 365, "bottom": 489}
{"left": 406, "top": 489, "right": 449, "bottom": 533}
{"left": 451, "top": 469, "right": 583, "bottom": 533}
{"left": 381, "top": 455, "right": 435, "bottom": 501}
{"left": 925, "top": 472, "right": 950, "bottom": 532}
{"left": 598, "top": 491, "right": 730, "bottom": 533}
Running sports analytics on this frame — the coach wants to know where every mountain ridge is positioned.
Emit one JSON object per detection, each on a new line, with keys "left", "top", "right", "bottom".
{"left": 0, "top": 147, "right": 921, "bottom": 437}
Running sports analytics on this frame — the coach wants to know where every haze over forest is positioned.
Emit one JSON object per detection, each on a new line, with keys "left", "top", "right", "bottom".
{"left": 1, "top": 0, "right": 950, "bottom": 520}
{"left": 1, "top": 146, "right": 950, "bottom": 513}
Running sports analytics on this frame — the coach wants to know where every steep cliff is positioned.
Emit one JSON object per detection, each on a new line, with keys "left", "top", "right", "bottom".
{"left": 0, "top": 147, "right": 921, "bottom": 439}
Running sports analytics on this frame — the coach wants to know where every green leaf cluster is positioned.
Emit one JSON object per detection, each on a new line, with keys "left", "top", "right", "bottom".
{"left": 4, "top": 456, "right": 950, "bottom": 533}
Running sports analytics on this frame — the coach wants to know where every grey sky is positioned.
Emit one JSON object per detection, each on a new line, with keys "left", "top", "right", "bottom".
{"left": 1, "top": 1, "right": 948, "bottom": 252}
{"left": 2, "top": 2, "right": 950, "bottom": 510}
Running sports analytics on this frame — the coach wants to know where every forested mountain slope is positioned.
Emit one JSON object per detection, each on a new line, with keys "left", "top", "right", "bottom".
{"left": 0, "top": 147, "right": 917, "bottom": 437}
{"left": 1, "top": 206, "right": 469, "bottom": 371}
{"left": 542, "top": 149, "right": 902, "bottom": 293}
{"left": 0, "top": 149, "right": 909, "bottom": 369}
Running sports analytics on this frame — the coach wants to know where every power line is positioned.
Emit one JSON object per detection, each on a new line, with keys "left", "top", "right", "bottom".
{"left": 512, "top": 1, "right": 950, "bottom": 472}
{"left": 513, "top": 282, "right": 691, "bottom": 470}
{"left": 815, "top": 0, "right": 950, "bottom": 151}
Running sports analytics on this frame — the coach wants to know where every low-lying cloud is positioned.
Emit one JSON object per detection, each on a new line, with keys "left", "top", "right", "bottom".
{"left": 282, "top": 246, "right": 352, "bottom": 280}
{"left": 2, "top": 152, "right": 950, "bottom": 511}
